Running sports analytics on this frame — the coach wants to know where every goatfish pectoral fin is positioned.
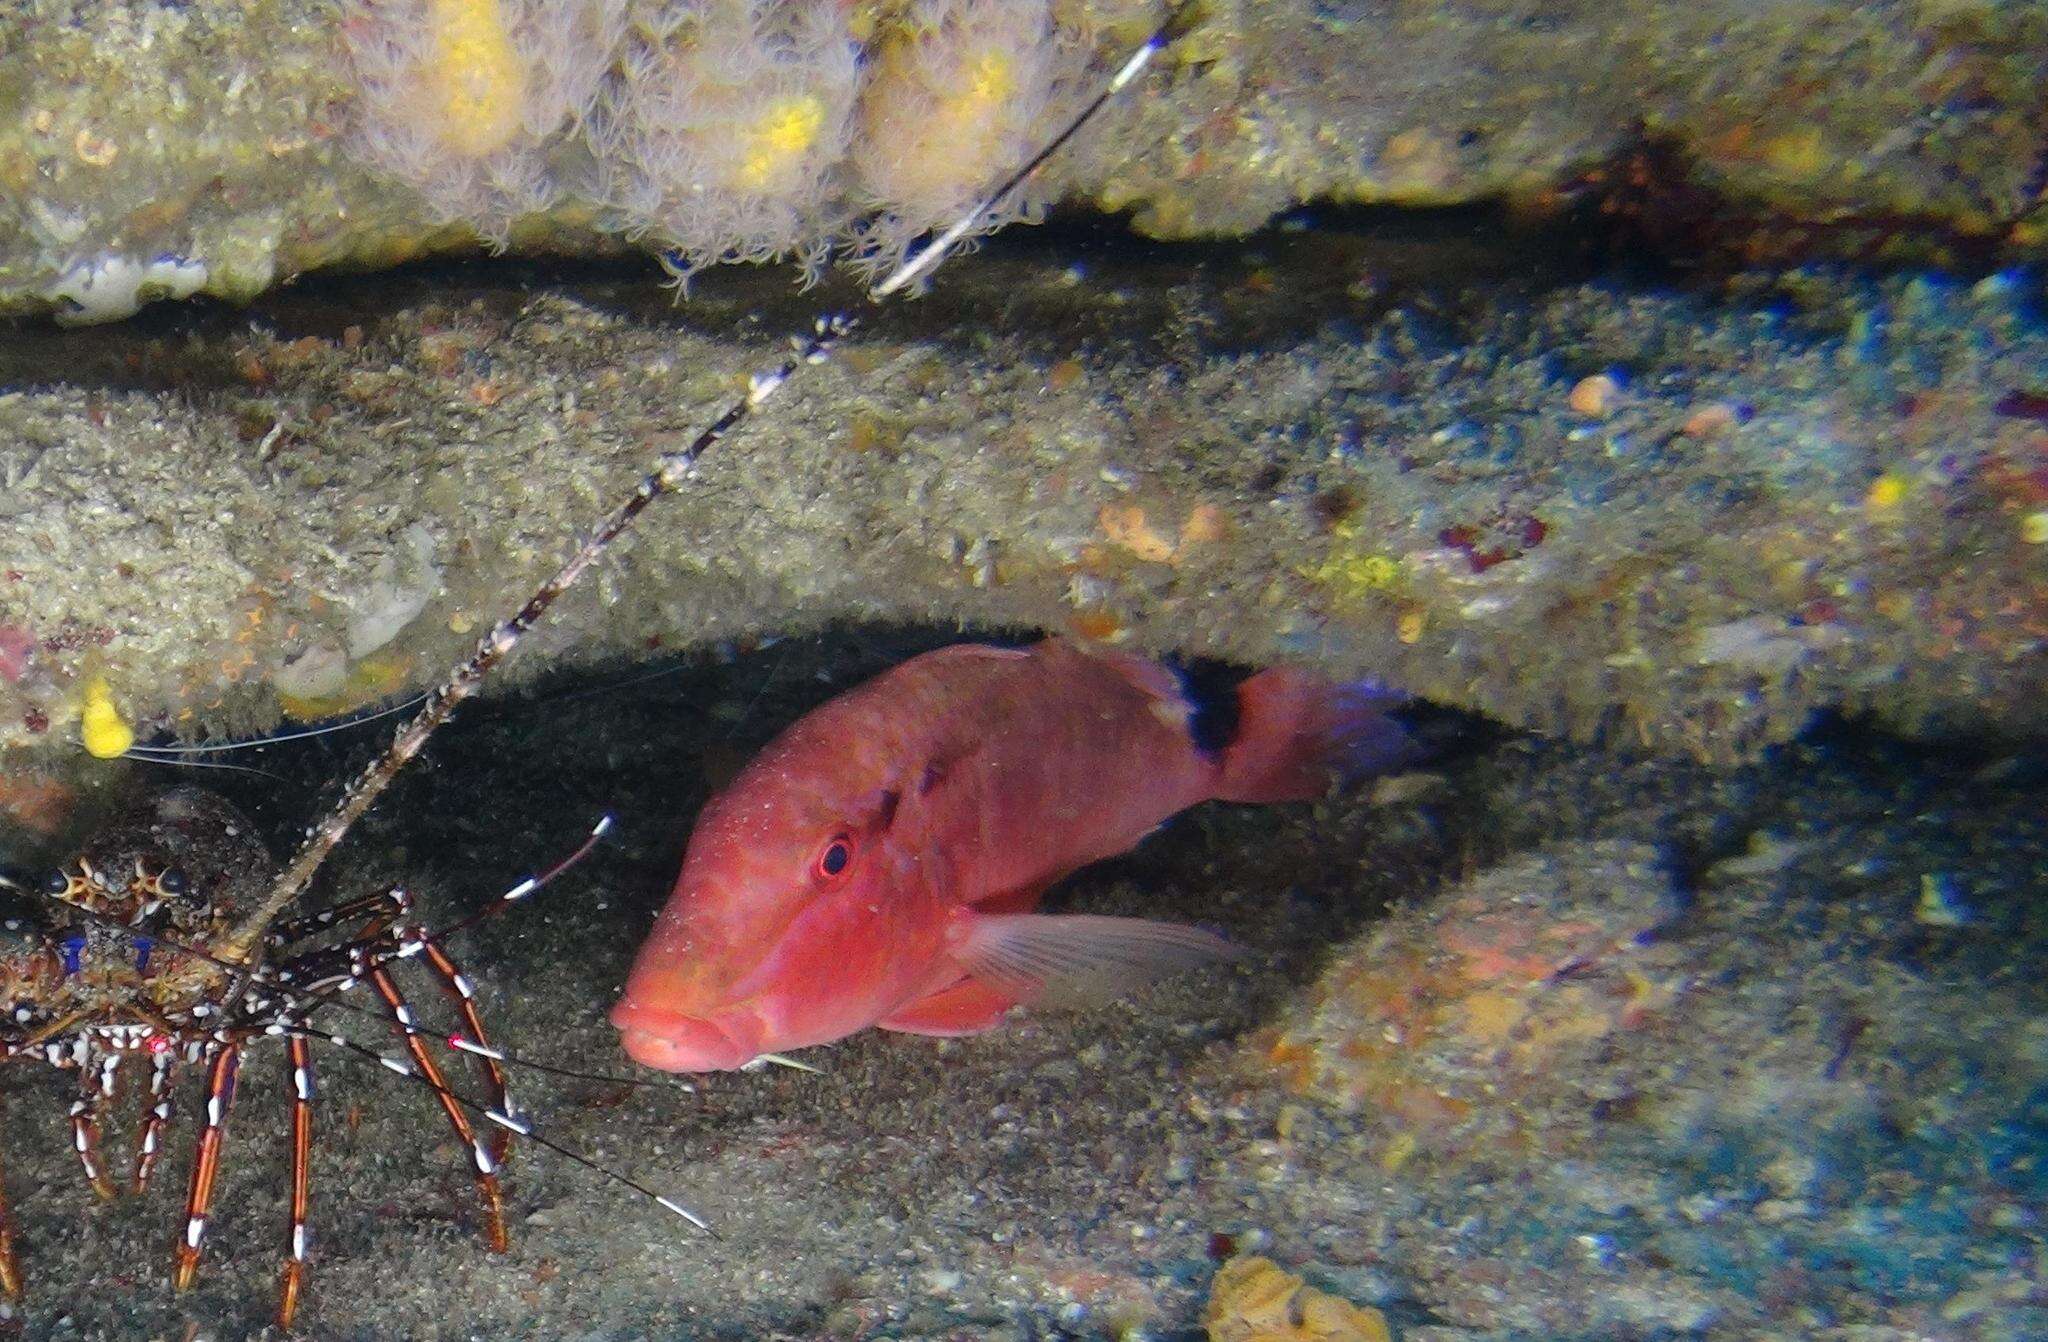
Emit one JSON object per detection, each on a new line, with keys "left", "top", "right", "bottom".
{"left": 955, "top": 912, "right": 1242, "bottom": 1009}
{"left": 878, "top": 978, "right": 1021, "bottom": 1036}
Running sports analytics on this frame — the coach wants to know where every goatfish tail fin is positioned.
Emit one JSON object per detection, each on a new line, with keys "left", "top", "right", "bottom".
{"left": 1211, "top": 667, "right": 1416, "bottom": 803}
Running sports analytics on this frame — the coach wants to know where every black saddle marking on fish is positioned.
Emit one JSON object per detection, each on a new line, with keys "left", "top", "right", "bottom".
{"left": 1163, "top": 658, "right": 1247, "bottom": 760}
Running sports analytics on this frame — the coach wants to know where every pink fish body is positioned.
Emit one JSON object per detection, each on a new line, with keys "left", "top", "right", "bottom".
{"left": 610, "top": 639, "right": 1408, "bottom": 1072}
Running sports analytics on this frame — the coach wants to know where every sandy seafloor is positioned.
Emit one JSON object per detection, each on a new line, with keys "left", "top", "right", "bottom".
{"left": 0, "top": 625, "right": 2041, "bottom": 1341}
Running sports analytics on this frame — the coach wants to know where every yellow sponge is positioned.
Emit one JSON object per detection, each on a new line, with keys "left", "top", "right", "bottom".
{"left": 597, "top": 0, "right": 859, "bottom": 276}
{"left": 346, "top": 0, "right": 627, "bottom": 237}
{"left": 423, "top": 0, "right": 530, "bottom": 158}
{"left": 80, "top": 675, "right": 134, "bottom": 760}
{"left": 852, "top": 0, "right": 1061, "bottom": 225}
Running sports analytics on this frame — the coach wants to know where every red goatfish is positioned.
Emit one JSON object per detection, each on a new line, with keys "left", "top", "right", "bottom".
{"left": 611, "top": 639, "right": 1412, "bottom": 1072}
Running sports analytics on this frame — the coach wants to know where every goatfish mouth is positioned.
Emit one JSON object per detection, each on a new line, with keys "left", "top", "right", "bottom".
{"left": 611, "top": 999, "right": 762, "bottom": 1073}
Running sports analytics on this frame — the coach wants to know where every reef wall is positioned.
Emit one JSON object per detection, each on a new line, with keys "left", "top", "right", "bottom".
{"left": 1, "top": 1, "right": 2044, "bottom": 803}
{"left": 1, "top": 230, "right": 2043, "bottom": 792}
{"left": 1, "top": 0, "right": 2045, "bottom": 322}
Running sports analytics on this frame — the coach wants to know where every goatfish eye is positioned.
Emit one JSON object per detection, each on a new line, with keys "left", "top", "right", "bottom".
{"left": 816, "top": 834, "right": 854, "bottom": 880}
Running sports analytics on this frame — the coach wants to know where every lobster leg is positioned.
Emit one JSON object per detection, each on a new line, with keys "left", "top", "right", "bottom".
{"left": 172, "top": 1043, "right": 242, "bottom": 1292}
{"left": 131, "top": 1049, "right": 176, "bottom": 1194}
{"left": 277, "top": 1034, "right": 314, "bottom": 1331}
{"left": 366, "top": 966, "right": 509, "bottom": 1253}
{"left": 69, "top": 1052, "right": 119, "bottom": 1201}
{"left": 277, "top": 895, "right": 515, "bottom": 1168}
{"left": 0, "top": 1097, "right": 22, "bottom": 1304}
{"left": 411, "top": 933, "right": 516, "bottom": 1168}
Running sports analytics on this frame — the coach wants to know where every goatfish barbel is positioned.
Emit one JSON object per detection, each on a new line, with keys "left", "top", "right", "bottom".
{"left": 611, "top": 638, "right": 1413, "bottom": 1072}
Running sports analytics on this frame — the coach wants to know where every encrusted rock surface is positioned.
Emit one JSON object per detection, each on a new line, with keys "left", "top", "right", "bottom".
{"left": 1250, "top": 735, "right": 2048, "bottom": 1340}
{"left": 1, "top": 223, "right": 2043, "bottom": 784}
{"left": 2, "top": 0, "right": 2045, "bottom": 322}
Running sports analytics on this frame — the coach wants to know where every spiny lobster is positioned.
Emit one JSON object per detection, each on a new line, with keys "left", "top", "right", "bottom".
{"left": 0, "top": 6, "right": 1187, "bottom": 1329}
{"left": 0, "top": 786, "right": 537, "bottom": 1326}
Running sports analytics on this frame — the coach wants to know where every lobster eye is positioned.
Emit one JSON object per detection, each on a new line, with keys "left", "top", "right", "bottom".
{"left": 40, "top": 870, "right": 68, "bottom": 897}
{"left": 815, "top": 835, "right": 853, "bottom": 880}
{"left": 157, "top": 867, "right": 188, "bottom": 897}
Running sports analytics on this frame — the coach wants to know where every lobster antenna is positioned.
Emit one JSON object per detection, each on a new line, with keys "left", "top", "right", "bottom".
{"left": 871, "top": 1, "right": 1197, "bottom": 298}
{"left": 213, "top": 2, "right": 1191, "bottom": 967}
{"left": 212, "top": 318, "right": 852, "bottom": 967}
